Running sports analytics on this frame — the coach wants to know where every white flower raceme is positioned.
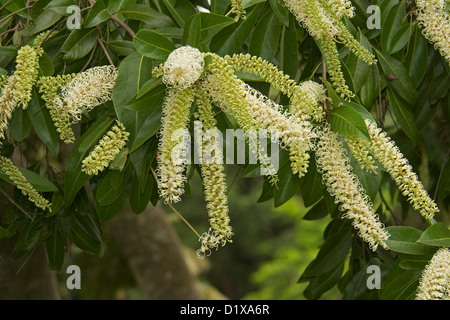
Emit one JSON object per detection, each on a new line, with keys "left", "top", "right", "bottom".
{"left": 244, "top": 84, "right": 315, "bottom": 178}
{"left": 81, "top": 121, "right": 130, "bottom": 176}
{"left": 162, "top": 46, "right": 204, "bottom": 89}
{"left": 223, "top": 54, "right": 325, "bottom": 121}
{"left": 58, "top": 65, "right": 117, "bottom": 123}
{"left": 415, "top": 0, "right": 450, "bottom": 63}
{"left": 345, "top": 135, "right": 378, "bottom": 173}
{"left": 195, "top": 88, "right": 233, "bottom": 255}
{"left": 365, "top": 120, "right": 439, "bottom": 220}
{"left": 315, "top": 124, "right": 390, "bottom": 251}
{"left": 0, "top": 156, "right": 51, "bottom": 212}
{"left": 416, "top": 247, "right": 450, "bottom": 300}
{"left": 325, "top": 0, "right": 355, "bottom": 19}
{"left": 0, "top": 44, "right": 43, "bottom": 140}
{"left": 157, "top": 87, "right": 195, "bottom": 203}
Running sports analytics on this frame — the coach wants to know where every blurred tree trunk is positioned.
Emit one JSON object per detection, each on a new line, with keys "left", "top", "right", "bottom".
{"left": 107, "top": 203, "right": 201, "bottom": 300}
{"left": 0, "top": 239, "right": 61, "bottom": 300}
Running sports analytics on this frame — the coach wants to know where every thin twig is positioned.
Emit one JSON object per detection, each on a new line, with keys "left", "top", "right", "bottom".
{"left": 0, "top": 188, "right": 33, "bottom": 220}
{"left": 110, "top": 14, "right": 136, "bottom": 38}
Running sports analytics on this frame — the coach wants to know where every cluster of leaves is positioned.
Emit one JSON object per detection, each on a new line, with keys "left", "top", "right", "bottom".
{"left": 0, "top": 0, "right": 449, "bottom": 299}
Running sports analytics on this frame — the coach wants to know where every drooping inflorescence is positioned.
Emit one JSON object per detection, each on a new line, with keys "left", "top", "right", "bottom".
{"left": 315, "top": 123, "right": 390, "bottom": 251}
{"left": 415, "top": 0, "right": 450, "bottom": 64}
{"left": 81, "top": 120, "right": 130, "bottom": 176}
{"left": 416, "top": 247, "right": 450, "bottom": 300}
{"left": 0, "top": 156, "right": 51, "bottom": 212}
{"left": 365, "top": 120, "right": 439, "bottom": 220}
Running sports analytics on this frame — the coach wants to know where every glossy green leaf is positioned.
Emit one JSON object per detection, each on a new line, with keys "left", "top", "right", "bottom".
{"left": 20, "top": 9, "right": 62, "bottom": 36}
{"left": 107, "top": 0, "right": 136, "bottom": 13}
{"left": 248, "top": 9, "right": 282, "bottom": 62}
{"left": 274, "top": 151, "right": 302, "bottom": 207}
{"left": 83, "top": 0, "right": 110, "bottom": 28}
{"left": 269, "top": 0, "right": 289, "bottom": 26}
{"left": 417, "top": 223, "right": 450, "bottom": 247}
{"left": 61, "top": 28, "right": 97, "bottom": 61}
{"left": 9, "top": 107, "right": 32, "bottom": 142}
{"left": 385, "top": 226, "right": 436, "bottom": 255}
{"left": 71, "top": 212, "right": 103, "bottom": 255}
{"left": 242, "top": 0, "right": 266, "bottom": 9}
{"left": 95, "top": 161, "right": 131, "bottom": 206}
{"left": 0, "top": 166, "right": 58, "bottom": 192}
{"left": 280, "top": 14, "right": 299, "bottom": 80}
{"left": 129, "top": 171, "right": 153, "bottom": 214}
{"left": 45, "top": 223, "right": 65, "bottom": 271}
{"left": 130, "top": 138, "right": 157, "bottom": 191}
{"left": 405, "top": 27, "right": 428, "bottom": 88}
{"left": 28, "top": 88, "right": 60, "bottom": 156}
{"left": 119, "top": 4, "right": 173, "bottom": 28}
{"left": 380, "top": 2, "right": 408, "bottom": 54}
{"left": 64, "top": 116, "right": 115, "bottom": 206}
{"left": 386, "top": 87, "right": 418, "bottom": 142}
{"left": 133, "top": 29, "right": 175, "bottom": 60}
{"left": 375, "top": 49, "right": 417, "bottom": 106}
{"left": 303, "top": 262, "right": 344, "bottom": 300}
{"left": 107, "top": 40, "right": 135, "bottom": 57}
{"left": 327, "top": 105, "right": 371, "bottom": 141}
{"left": 381, "top": 260, "right": 421, "bottom": 300}
{"left": 300, "top": 156, "right": 323, "bottom": 207}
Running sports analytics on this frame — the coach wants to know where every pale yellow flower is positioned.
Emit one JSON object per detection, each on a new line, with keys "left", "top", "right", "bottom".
{"left": 162, "top": 46, "right": 204, "bottom": 89}
{"left": 416, "top": 247, "right": 450, "bottom": 300}
{"left": 365, "top": 120, "right": 439, "bottom": 220}
{"left": 315, "top": 124, "right": 390, "bottom": 251}
{"left": 0, "top": 156, "right": 51, "bottom": 212}
{"left": 81, "top": 120, "right": 130, "bottom": 176}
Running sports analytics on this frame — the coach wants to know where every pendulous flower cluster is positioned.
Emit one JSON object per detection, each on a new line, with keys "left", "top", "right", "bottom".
{"left": 415, "top": 0, "right": 450, "bottom": 64}
{"left": 315, "top": 123, "right": 390, "bottom": 251}
{"left": 82, "top": 121, "right": 130, "bottom": 176}
{"left": 0, "top": 156, "right": 51, "bottom": 212}
{"left": 279, "top": 0, "right": 376, "bottom": 99}
{"left": 365, "top": 120, "right": 439, "bottom": 220}
{"left": 416, "top": 247, "right": 450, "bottom": 300}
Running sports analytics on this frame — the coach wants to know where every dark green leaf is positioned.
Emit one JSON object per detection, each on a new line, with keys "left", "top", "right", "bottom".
{"left": 280, "top": 14, "right": 299, "bottom": 80}
{"left": 107, "top": 40, "right": 135, "bottom": 57}
{"left": 129, "top": 171, "right": 153, "bottom": 214}
{"left": 119, "top": 4, "right": 173, "bottom": 28}
{"left": 64, "top": 116, "right": 115, "bottom": 206}
{"left": 328, "top": 105, "right": 371, "bottom": 140}
{"left": 83, "top": 0, "right": 111, "bottom": 28}
{"left": 248, "top": 9, "right": 281, "bottom": 62}
{"left": 95, "top": 161, "right": 131, "bottom": 206}
{"left": 9, "top": 107, "right": 32, "bottom": 142}
{"left": 133, "top": 29, "right": 175, "bottom": 60}
{"left": 71, "top": 212, "right": 103, "bottom": 255}
{"left": 405, "top": 26, "right": 428, "bottom": 88}
{"left": 242, "top": 0, "right": 266, "bottom": 9}
{"left": 386, "top": 87, "right": 418, "bottom": 142}
{"left": 61, "top": 28, "right": 98, "bottom": 61}
{"left": 300, "top": 156, "right": 323, "bottom": 207}
{"left": 303, "top": 262, "right": 344, "bottom": 300}
{"left": 45, "top": 224, "right": 65, "bottom": 270}
{"left": 28, "top": 88, "right": 60, "bottom": 156}
{"left": 0, "top": 166, "right": 58, "bottom": 192}
{"left": 274, "top": 151, "right": 302, "bottom": 207}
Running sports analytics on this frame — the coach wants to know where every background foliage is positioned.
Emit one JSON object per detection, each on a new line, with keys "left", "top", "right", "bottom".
{"left": 0, "top": 0, "right": 449, "bottom": 300}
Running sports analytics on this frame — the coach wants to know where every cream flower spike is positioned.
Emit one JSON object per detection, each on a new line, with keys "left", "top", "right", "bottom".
{"left": 195, "top": 88, "right": 233, "bottom": 252}
{"left": 162, "top": 46, "right": 205, "bottom": 89}
{"left": 416, "top": 247, "right": 450, "bottom": 300}
{"left": 157, "top": 87, "right": 195, "bottom": 203}
{"left": 0, "top": 43, "right": 43, "bottom": 141}
{"left": 58, "top": 65, "right": 117, "bottom": 123}
{"left": 315, "top": 124, "right": 390, "bottom": 251}
{"left": 415, "top": 0, "right": 450, "bottom": 64}
{"left": 81, "top": 120, "right": 130, "bottom": 176}
{"left": 0, "top": 156, "right": 51, "bottom": 212}
{"left": 365, "top": 120, "right": 439, "bottom": 220}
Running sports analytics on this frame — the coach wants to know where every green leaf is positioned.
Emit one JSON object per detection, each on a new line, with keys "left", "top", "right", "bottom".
{"left": 129, "top": 171, "right": 153, "bottom": 214}
{"left": 45, "top": 224, "right": 65, "bottom": 271}
{"left": 95, "top": 178, "right": 131, "bottom": 222}
{"left": 380, "top": 2, "right": 408, "bottom": 54}
{"left": 183, "top": 12, "right": 201, "bottom": 48}
{"left": 64, "top": 116, "right": 115, "bottom": 206}
{"left": 345, "top": 32, "right": 371, "bottom": 93}
{"left": 107, "top": 0, "right": 136, "bottom": 13}
{"left": 405, "top": 27, "right": 428, "bottom": 88}
{"left": 107, "top": 40, "right": 135, "bottom": 56}
{"left": 28, "top": 88, "right": 60, "bottom": 156}
{"left": 124, "top": 85, "right": 166, "bottom": 111}
{"left": 95, "top": 161, "right": 131, "bottom": 206}
{"left": 119, "top": 4, "right": 173, "bottom": 28}
{"left": 133, "top": 29, "right": 175, "bottom": 60}
{"left": 248, "top": 9, "right": 282, "bottom": 62}
{"left": 0, "top": 166, "right": 58, "bottom": 192}
{"left": 280, "top": 14, "right": 299, "bottom": 80}
{"left": 385, "top": 226, "right": 436, "bottom": 255}
{"left": 327, "top": 105, "right": 371, "bottom": 141}
{"left": 381, "top": 259, "right": 421, "bottom": 300}
{"left": 338, "top": 100, "right": 377, "bottom": 123}
{"left": 303, "top": 262, "right": 344, "bottom": 300}
{"left": 130, "top": 138, "right": 157, "bottom": 191}
{"left": 9, "top": 107, "right": 32, "bottom": 142}
{"left": 71, "top": 211, "right": 103, "bottom": 255}
{"left": 386, "top": 87, "right": 418, "bottom": 142}
{"left": 38, "top": 52, "right": 54, "bottom": 77}
{"left": 375, "top": 49, "right": 417, "bottom": 106}
{"left": 269, "top": 0, "right": 289, "bottom": 26}
{"left": 131, "top": 108, "right": 162, "bottom": 152}
{"left": 160, "top": 0, "right": 196, "bottom": 28}
{"left": 359, "top": 66, "right": 378, "bottom": 110}
{"left": 210, "top": 3, "right": 265, "bottom": 56}
{"left": 61, "top": 28, "right": 98, "bottom": 61}
{"left": 274, "top": 151, "right": 302, "bottom": 207}
{"left": 242, "top": 0, "right": 266, "bottom": 9}
{"left": 300, "top": 156, "right": 323, "bottom": 207}
{"left": 20, "top": 9, "right": 62, "bottom": 36}
{"left": 417, "top": 223, "right": 450, "bottom": 247}
{"left": 300, "top": 219, "right": 352, "bottom": 280}
{"left": 83, "top": 0, "right": 111, "bottom": 28}
{"left": 113, "top": 52, "right": 157, "bottom": 149}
